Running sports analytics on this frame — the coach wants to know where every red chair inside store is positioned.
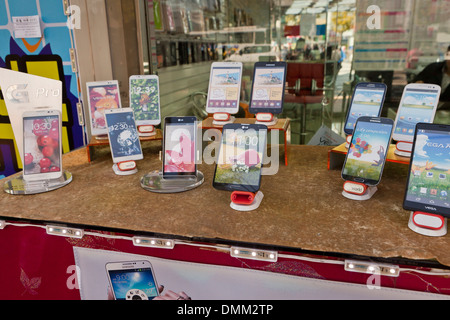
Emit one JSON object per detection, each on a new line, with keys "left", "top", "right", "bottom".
{"left": 284, "top": 62, "right": 325, "bottom": 143}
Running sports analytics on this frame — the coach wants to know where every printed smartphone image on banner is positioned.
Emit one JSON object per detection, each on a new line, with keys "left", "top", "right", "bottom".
{"left": 163, "top": 117, "right": 196, "bottom": 177}
{"left": 341, "top": 117, "right": 393, "bottom": 186}
{"left": 105, "top": 109, "right": 143, "bottom": 163}
{"left": 206, "top": 62, "right": 242, "bottom": 114}
{"left": 249, "top": 62, "right": 286, "bottom": 115}
{"left": 23, "top": 111, "right": 62, "bottom": 181}
{"left": 129, "top": 75, "right": 161, "bottom": 125}
{"left": 393, "top": 84, "right": 440, "bottom": 142}
{"left": 86, "top": 81, "right": 121, "bottom": 136}
{"left": 106, "top": 262, "right": 159, "bottom": 300}
{"left": 213, "top": 123, "right": 267, "bottom": 192}
{"left": 403, "top": 124, "right": 450, "bottom": 217}
{"left": 344, "top": 83, "right": 387, "bottom": 135}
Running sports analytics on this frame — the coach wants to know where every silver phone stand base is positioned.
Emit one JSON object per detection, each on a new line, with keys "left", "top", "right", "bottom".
{"left": 3, "top": 170, "right": 73, "bottom": 195}
{"left": 140, "top": 170, "right": 204, "bottom": 193}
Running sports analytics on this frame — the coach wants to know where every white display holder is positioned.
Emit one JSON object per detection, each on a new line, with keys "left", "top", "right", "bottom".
{"left": 345, "top": 135, "right": 352, "bottom": 149}
{"left": 408, "top": 211, "right": 447, "bottom": 237}
{"left": 3, "top": 170, "right": 72, "bottom": 195}
{"left": 342, "top": 181, "right": 377, "bottom": 201}
{"left": 394, "top": 141, "right": 412, "bottom": 157}
{"left": 112, "top": 161, "right": 138, "bottom": 175}
{"left": 212, "top": 113, "right": 235, "bottom": 126}
{"left": 229, "top": 190, "right": 264, "bottom": 211}
{"left": 255, "top": 113, "right": 278, "bottom": 126}
{"left": 140, "top": 170, "right": 204, "bottom": 193}
{"left": 137, "top": 125, "right": 156, "bottom": 137}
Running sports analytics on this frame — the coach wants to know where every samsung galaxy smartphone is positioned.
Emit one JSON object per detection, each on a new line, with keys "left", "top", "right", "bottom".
{"left": 206, "top": 62, "right": 243, "bottom": 115}
{"left": 22, "top": 109, "right": 62, "bottom": 181}
{"left": 86, "top": 80, "right": 122, "bottom": 136}
{"left": 104, "top": 108, "right": 143, "bottom": 163}
{"left": 163, "top": 116, "right": 197, "bottom": 178}
{"left": 248, "top": 61, "right": 287, "bottom": 115}
{"left": 343, "top": 82, "right": 387, "bottom": 136}
{"left": 403, "top": 123, "right": 450, "bottom": 218}
{"left": 105, "top": 260, "right": 159, "bottom": 300}
{"left": 213, "top": 123, "right": 267, "bottom": 192}
{"left": 341, "top": 116, "right": 394, "bottom": 186}
{"left": 129, "top": 75, "right": 161, "bottom": 126}
{"left": 393, "top": 83, "right": 441, "bottom": 142}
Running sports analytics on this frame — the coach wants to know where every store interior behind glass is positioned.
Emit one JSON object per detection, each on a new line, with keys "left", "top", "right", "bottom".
{"left": 131, "top": 0, "right": 450, "bottom": 145}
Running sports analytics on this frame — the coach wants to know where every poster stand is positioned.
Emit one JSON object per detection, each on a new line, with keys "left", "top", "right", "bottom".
{"left": 3, "top": 171, "right": 72, "bottom": 195}
{"left": 140, "top": 171, "right": 204, "bottom": 193}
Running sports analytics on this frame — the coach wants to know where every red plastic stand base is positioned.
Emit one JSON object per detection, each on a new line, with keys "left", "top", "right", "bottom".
{"left": 408, "top": 211, "right": 447, "bottom": 237}
{"left": 230, "top": 190, "right": 264, "bottom": 211}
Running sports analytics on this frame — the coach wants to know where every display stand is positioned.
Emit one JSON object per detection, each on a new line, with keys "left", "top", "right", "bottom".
{"left": 137, "top": 125, "right": 156, "bottom": 137}
{"left": 342, "top": 181, "right": 377, "bottom": 201}
{"left": 140, "top": 170, "right": 204, "bottom": 193}
{"left": 394, "top": 141, "right": 413, "bottom": 157}
{"left": 408, "top": 211, "right": 447, "bottom": 237}
{"left": 229, "top": 190, "right": 264, "bottom": 211}
{"left": 255, "top": 113, "right": 278, "bottom": 126}
{"left": 345, "top": 135, "right": 352, "bottom": 149}
{"left": 94, "top": 134, "right": 109, "bottom": 140}
{"left": 112, "top": 161, "right": 137, "bottom": 175}
{"left": 212, "top": 113, "right": 235, "bottom": 126}
{"left": 3, "top": 170, "right": 72, "bottom": 195}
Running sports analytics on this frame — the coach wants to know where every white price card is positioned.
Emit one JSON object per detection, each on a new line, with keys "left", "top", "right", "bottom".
{"left": 12, "top": 15, "right": 42, "bottom": 39}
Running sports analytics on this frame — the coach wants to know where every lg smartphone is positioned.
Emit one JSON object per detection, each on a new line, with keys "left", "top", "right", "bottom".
{"left": 86, "top": 80, "right": 122, "bottom": 136}
{"left": 105, "top": 260, "right": 159, "bottom": 300}
{"left": 206, "top": 62, "right": 243, "bottom": 115}
{"left": 22, "top": 109, "right": 62, "bottom": 181}
{"left": 393, "top": 83, "right": 441, "bottom": 142}
{"left": 341, "top": 116, "right": 394, "bottom": 186}
{"left": 129, "top": 75, "right": 161, "bottom": 126}
{"left": 403, "top": 123, "right": 450, "bottom": 218}
{"left": 248, "top": 61, "right": 287, "bottom": 115}
{"left": 104, "top": 108, "right": 143, "bottom": 163}
{"left": 163, "top": 116, "right": 197, "bottom": 178}
{"left": 343, "top": 82, "right": 387, "bottom": 136}
{"left": 213, "top": 123, "right": 267, "bottom": 192}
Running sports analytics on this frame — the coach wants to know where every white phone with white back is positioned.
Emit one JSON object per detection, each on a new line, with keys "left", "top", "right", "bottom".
{"left": 129, "top": 75, "right": 161, "bottom": 126}
{"left": 105, "top": 260, "right": 159, "bottom": 300}
{"left": 22, "top": 109, "right": 62, "bottom": 181}
{"left": 206, "top": 62, "right": 243, "bottom": 115}
{"left": 104, "top": 108, "right": 143, "bottom": 163}
{"left": 393, "top": 83, "right": 441, "bottom": 142}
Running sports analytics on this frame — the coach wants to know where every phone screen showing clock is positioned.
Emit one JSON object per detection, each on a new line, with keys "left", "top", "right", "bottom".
{"left": 23, "top": 115, "right": 61, "bottom": 175}
{"left": 108, "top": 267, "right": 158, "bottom": 300}
{"left": 105, "top": 111, "right": 143, "bottom": 161}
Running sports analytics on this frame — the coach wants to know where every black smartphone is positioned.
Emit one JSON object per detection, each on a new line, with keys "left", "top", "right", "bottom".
{"left": 343, "top": 82, "right": 387, "bottom": 136}
{"left": 248, "top": 61, "right": 287, "bottom": 115}
{"left": 213, "top": 123, "right": 267, "bottom": 192}
{"left": 341, "top": 116, "right": 394, "bottom": 186}
{"left": 162, "top": 116, "right": 197, "bottom": 178}
{"left": 403, "top": 123, "right": 450, "bottom": 218}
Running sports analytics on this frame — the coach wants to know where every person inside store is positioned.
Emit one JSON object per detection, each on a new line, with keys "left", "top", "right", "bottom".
{"left": 412, "top": 45, "right": 450, "bottom": 110}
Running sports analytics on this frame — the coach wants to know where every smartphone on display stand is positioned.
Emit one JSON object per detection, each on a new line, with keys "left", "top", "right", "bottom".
{"left": 341, "top": 116, "right": 394, "bottom": 186}
{"left": 86, "top": 80, "right": 122, "bottom": 137}
{"left": 105, "top": 260, "right": 159, "bottom": 300}
{"left": 163, "top": 116, "right": 197, "bottom": 178}
{"left": 22, "top": 109, "right": 62, "bottom": 181}
{"left": 129, "top": 75, "right": 161, "bottom": 129}
{"left": 343, "top": 82, "right": 387, "bottom": 136}
{"left": 393, "top": 83, "right": 441, "bottom": 143}
{"left": 213, "top": 123, "right": 267, "bottom": 193}
{"left": 206, "top": 62, "right": 243, "bottom": 116}
{"left": 403, "top": 123, "right": 450, "bottom": 218}
{"left": 104, "top": 108, "right": 143, "bottom": 164}
{"left": 248, "top": 61, "right": 287, "bottom": 117}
